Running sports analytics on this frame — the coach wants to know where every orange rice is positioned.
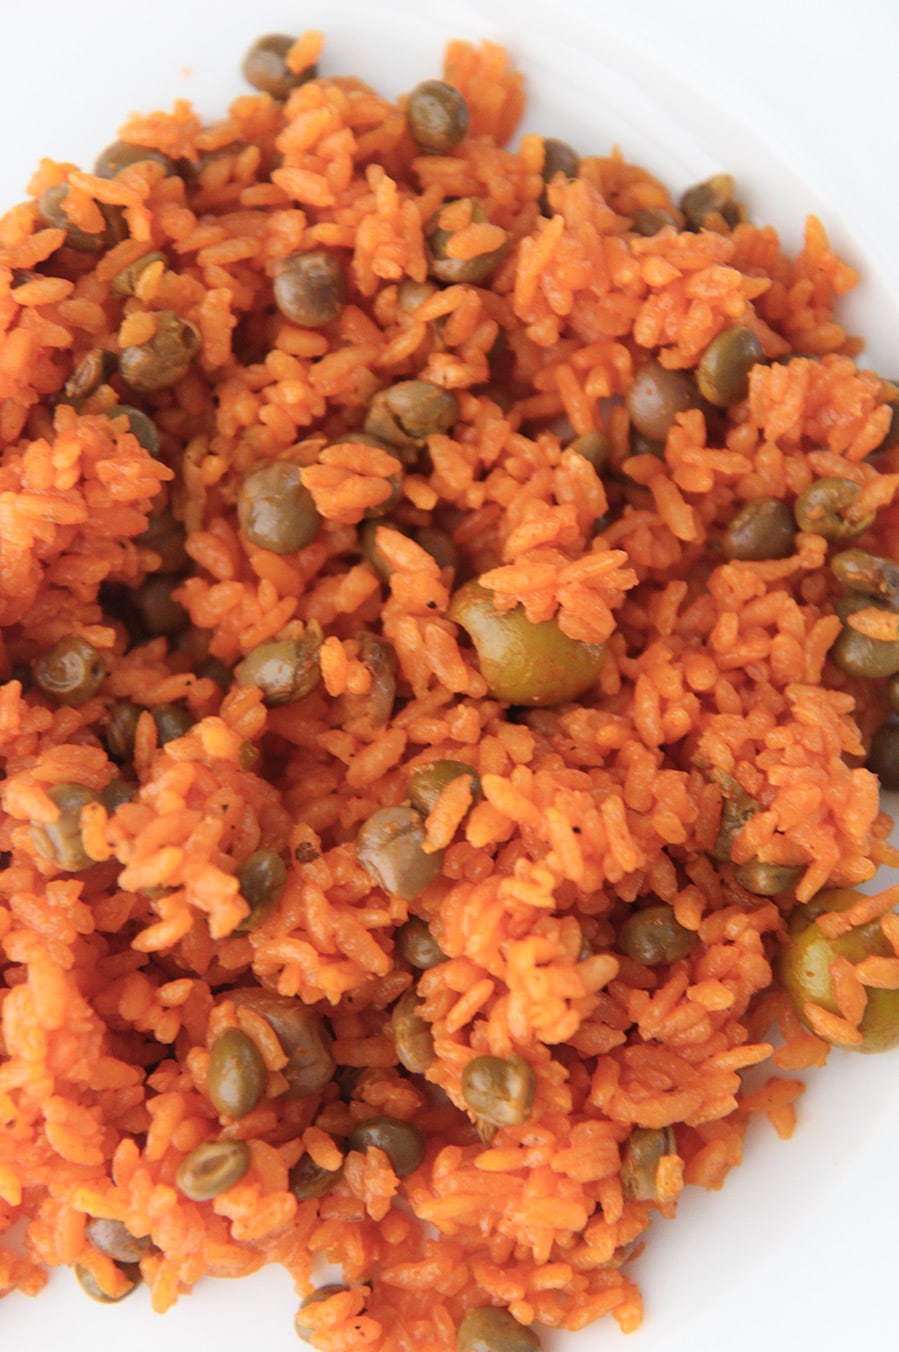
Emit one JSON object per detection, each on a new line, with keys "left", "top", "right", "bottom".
{"left": 0, "top": 30, "right": 898, "bottom": 1351}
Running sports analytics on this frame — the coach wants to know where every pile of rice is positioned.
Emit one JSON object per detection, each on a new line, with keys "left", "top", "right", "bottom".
{"left": 0, "top": 31, "right": 897, "bottom": 1349}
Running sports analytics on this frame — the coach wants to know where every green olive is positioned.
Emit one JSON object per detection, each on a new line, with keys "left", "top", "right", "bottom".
{"left": 356, "top": 806, "right": 444, "bottom": 901}
{"left": 151, "top": 703, "right": 194, "bottom": 746}
{"left": 207, "top": 1028, "right": 267, "bottom": 1120}
{"left": 105, "top": 701, "right": 142, "bottom": 762}
{"left": 406, "top": 759, "right": 482, "bottom": 817}
{"left": 32, "top": 635, "right": 105, "bottom": 707}
{"left": 38, "top": 184, "right": 122, "bottom": 253}
{"left": 136, "top": 510, "right": 188, "bottom": 575}
{"left": 617, "top": 904, "right": 696, "bottom": 966}
{"left": 831, "top": 548, "right": 899, "bottom": 603}
{"left": 119, "top": 311, "right": 201, "bottom": 393}
{"left": 457, "top": 1307, "right": 541, "bottom": 1352}
{"left": 295, "top": 1285, "right": 349, "bottom": 1340}
{"left": 242, "top": 34, "right": 317, "bottom": 100}
{"left": 793, "top": 478, "right": 874, "bottom": 543}
{"left": 627, "top": 360, "right": 702, "bottom": 442}
{"left": 288, "top": 1153, "right": 345, "bottom": 1202}
{"left": 395, "top": 917, "right": 447, "bottom": 970}
{"left": 74, "top": 1262, "right": 141, "bottom": 1304}
{"left": 238, "top": 461, "right": 321, "bottom": 554}
{"left": 567, "top": 431, "right": 610, "bottom": 474}
{"left": 133, "top": 576, "right": 189, "bottom": 638}
{"left": 111, "top": 250, "right": 168, "bottom": 299}
{"left": 406, "top": 80, "right": 469, "bottom": 152}
{"left": 273, "top": 251, "right": 346, "bottom": 327}
{"left": 235, "top": 631, "right": 322, "bottom": 706}
{"left": 94, "top": 141, "right": 176, "bottom": 179}
{"left": 732, "top": 860, "right": 803, "bottom": 896}
{"left": 724, "top": 498, "right": 796, "bottom": 561}
{"left": 426, "top": 199, "right": 510, "bottom": 285}
{"left": 104, "top": 405, "right": 161, "bottom": 458}
{"left": 228, "top": 989, "right": 335, "bottom": 1098}
{"left": 175, "top": 1138, "right": 251, "bottom": 1201}
{"left": 30, "top": 783, "right": 100, "bottom": 872}
{"left": 680, "top": 173, "right": 742, "bottom": 230}
{"left": 64, "top": 348, "right": 117, "bottom": 401}
{"left": 346, "top": 1115, "right": 425, "bottom": 1177}
{"left": 777, "top": 887, "right": 899, "bottom": 1051}
{"left": 448, "top": 579, "right": 605, "bottom": 706}
{"left": 85, "top": 1218, "right": 154, "bottom": 1265}
{"left": 696, "top": 325, "right": 764, "bottom": 407}
{"left": 866, "top": 725, "right": 899, "bottom": 791}
{"left": 236, "top": 849, "right": 287, "bottom": 930}
{"left": 391, "top": 987, "right": 435, "bottom": 1074}
{"left": 620, "top": 1125, "right": 677, "bottom": 1201}
{"left": 630, "top": 206, "right": 678, "bottom": 236}
{"left": 460, "top": 1054, "right": 535, "bottom": 1128}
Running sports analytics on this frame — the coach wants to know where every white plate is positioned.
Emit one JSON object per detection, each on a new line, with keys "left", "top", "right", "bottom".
{"left": 1, "top": 2, "right": 897, "bottom": 1350}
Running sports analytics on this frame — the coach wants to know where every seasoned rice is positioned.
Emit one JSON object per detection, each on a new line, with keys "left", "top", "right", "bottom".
{"left": 0, "top": 28, "right": 898, "bottom": 1352}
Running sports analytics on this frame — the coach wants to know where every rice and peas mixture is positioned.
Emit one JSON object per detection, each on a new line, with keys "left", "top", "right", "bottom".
{"left": 1, "top": 27, "right": 898, "bottom": 1351}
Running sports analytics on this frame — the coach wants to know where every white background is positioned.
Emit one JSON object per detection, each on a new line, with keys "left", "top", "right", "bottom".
{"left": 1, "top": 2, "right": 898, "bottom": 1350}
